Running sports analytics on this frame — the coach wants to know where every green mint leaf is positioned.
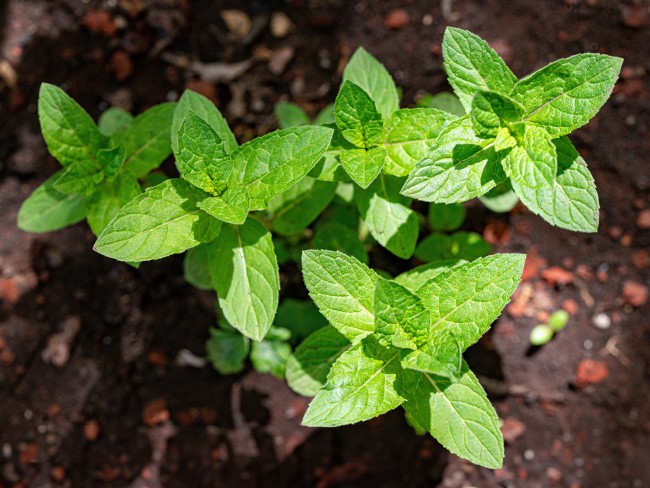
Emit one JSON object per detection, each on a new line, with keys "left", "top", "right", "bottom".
{"left": 401, "top": 115, "right": 506, "bottom": 202}
{"left": 354, "top": 174, "right": 418, "bottom": 259}
{"left": 251, "top": 332, "right": 293, "bottom": 378}
{"left": 99, "top": 144, "right": 127, "bottom": 181}
{"left": 308, "top": 126, "right": 355, "bottom": 182}
{"left": 286, "top": 325, "right": 351, "bottom": 396}
{"left": 172, "top": 89, "right": 237, "bottom": 155}
{"left": 94, "top": 178, "right": 221, "bottom": 262}
{"left": 382, "top": 108, "right": 457, "bottom": 177}
{"left": 418, "top": 92, "right": 465, "bottom": 116}
{"left": 511, "top": 53, "right": 623, "bottom": 137}
{"left": 302, "top": 338, "right": 403, "bottom": 427}
{"left": 313, "top": 222, "right": 369, "bottom": 265}
{"left": 183, "top": 243, "right": 213, "bottom": 290}
{"left": 415, "top": 231, "right": 492, "bottom": 262}
{"left": 98, "top": 107, "right": 133, "bottom": 136}
{"left": 343, "top": 47, "right": 400, "bottom": 119}
{"left": 374, "top": 278, "right": 430, "bottom": 350}
{"left": 479, "top": 181, "right": 519, "bottom": 213}
{"left": 399, "top": 348, "right": 460, "bottom": 381}
{"left": 197, "top": 187, "right": 250, "bottom": 225}
{"left": 334, "top": 81, "right": 384, "bottom": 147}
{"left": 394, "top": 259, "right": 464, "bottom": 293}
{"left": 17, "top": 171, "right": 87, "bottom": 232}
{"left": 206, "top": 327, "right": 250, "bottom": 375}
{"left": 209, "top": 218, "right": 279, "bottom": 341}
{"left": 38, "top": 83, "right": 107, "bottom": 167}
{"left": 274, "top": 298, "right": 328, "bottom": 342}
{"left": 502, "top": 124, "right": 558, "bottom": 217}
{"left": 122, "top": 102, "right": 176, "bottom": 178}
{"left": 53, "top": 160, "right": 105, "bottom": 196}
{"left": 442, "top": 27, "right": 517, "bottom": 111}
{"left": 313, "top": 104, "right": 335, "bottom": 126}
{"left": 274, "top": 102, "right": 310, "bottom": 128}
{"left": 340, "top": 147, "right": 386, "bottom": 189}
{"left": 417, "top": 254, "right": 525, "bottom": 351}
{"left": 268, "top": 177, "right": 337, "bottom": 236}
{"left": 471, "top": 90, "right": 524, "bottom": 139}
{"left": 401, "top": 362, "right": 504, "bottom": 469}
{"left": 228, "top": 126, "right": 334, "bottom": 210}
{"left": 301, "top": 250, "right": 378, "bottom": 342}
{"left": 176, "top": 111, "right": 232, "bottom": 194}
{"left": 85, "top": 171, "right": 141, "bottom": 236}
{"left": 428, "top": 202, "right": 466, "bottom": 231}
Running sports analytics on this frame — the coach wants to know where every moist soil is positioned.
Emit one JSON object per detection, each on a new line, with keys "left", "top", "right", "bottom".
{"left": 0, "top": 1, "right": 649, "bottom": 487}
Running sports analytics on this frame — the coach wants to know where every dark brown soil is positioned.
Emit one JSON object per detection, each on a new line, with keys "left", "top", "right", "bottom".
{"left": 1, "top": 1, "right": 649, "bottom": 487}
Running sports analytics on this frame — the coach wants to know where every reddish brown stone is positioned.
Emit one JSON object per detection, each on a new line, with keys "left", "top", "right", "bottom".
{"left": 81, "top": 10, "right": 118, "bottom": 36}
{"left": 542, "top": 266, "right": 574, "bottom": 286}
{"left": 622, "top": 281, "right": 648, "bottom": 307}
{"left": 384, "top": 9, "right": 409, "bottom": 30}
{"left": 576, "top": 359, "right": 609, "bottom": 388}
{"left": 84, "top": 419, "right": 101, "bottom": 442}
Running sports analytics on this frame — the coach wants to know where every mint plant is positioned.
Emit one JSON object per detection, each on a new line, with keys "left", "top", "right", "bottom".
{"left": 18, "top": 27, "right": 621, "bottom": 470}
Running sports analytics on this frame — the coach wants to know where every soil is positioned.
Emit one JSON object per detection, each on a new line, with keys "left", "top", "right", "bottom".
{"left": 1, "top": 0, "right": 649, "bottom": 487}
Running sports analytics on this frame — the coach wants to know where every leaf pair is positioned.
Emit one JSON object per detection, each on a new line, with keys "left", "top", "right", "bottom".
{"left": 18, "top": 84, "right": 177, "bottom": 236}
{"left": 402, "top": 27, "right": 622, "bottom": 233}
{"left": 288, "top": 250, "right": 525, "bottom": 468}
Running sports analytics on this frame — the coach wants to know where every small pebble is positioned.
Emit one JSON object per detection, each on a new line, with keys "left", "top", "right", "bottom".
{"left": 523, "top": 449, "right": 535, "bottom": 460}
{"left": 583, "top": 339, "right": 593, "bottom": 350}
{"left": 592, "top": 312, "right": 611, "bottom": 330}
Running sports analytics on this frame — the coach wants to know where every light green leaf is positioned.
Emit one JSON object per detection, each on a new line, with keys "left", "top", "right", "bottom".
{"left": 417, "top": 254, "right": 525, "bottom": 351}
{"left": 206, "top": 328, "right": 250, "bottom": 375}
{"left": 275, "top": 298, "right": 328, "bottom": 342}
{"left": 122, "top": 102, "right": 176, "bottom": 178}
{"left": 38, "top": 83, "right": 107, "bottom": 167}
{"left": 401, "top": 362, "right": 504, "bottom": 469}
{"left": 176, "top": 111, "right": 232, "bottom": 194}
{"left": 302, "top": 250, "right": 378, "bottom": 342}
{"left": 415, "top": 231, "right": 491, "bottom": 262}
{"left": 340, "top": 147, "right": 386, "bottom": 189}
{"left": 442, "top": 27, "right": 517, "bottom": 111}
{"left": 53, "top": 159, "right": 105, "bottom": 195}
{"left": 172, "top": 89, "right": 237, "bottom": 154}
{"left": 209, "top": 218, "right": 279, "bottom": 341}
{"left": 94, "top": 178, "right": 221, "bottom": 262}
{"left": 197, "top": 187, "right": 250, "bottom": 225}
{"left": 228, "top": 126, "right": 334, "bottom": 210}
{"left": 302, "top": 339, "right": 404, "bottom": 427}
{"left": 183, "top": 243, "right": 213, "bottom": 290}
{"left": 517, "top": 136, "right": 599, "bottom": 232}
{"left": 355, "top": 174, "right": 418, "bottom": 259}
{"left": 511, "top": 53, "right": 623, "bottom": 137}
{"left": 382, "top": 108, "right": 456, "bottom": 176}
{"left": 286, "top": 325, "right": 350, "bottom": 396}
{"left": 98, "top": 108, "right": 133, "bottom": 136}
{"left": 17, "top": 171, "right": 87, "bottom": 232}
{"left": 268, "top": 177, "right": 337, "bottom": 236}
{"left": 251, "top": 334, "right": 292, "bottom": 378}
{"left": 343, "top": 47, "right": 400, "bottom": 119}
{"left": 394, "top": 259, "right": 464, "bottom": 293}
{"left": 374, "top": 278, "right": 430, "bottom": 349}
{"left": 428, "top": 202, "right": 466, "bottom": 231}
{"left": 85, "top": 171, "right": 142, "bottom": 236}
{"left": 471, "top": 90, "right": 524, "bottom": 138}
{"left": 401, "top": 115, "right": 506, "bottom": 203}
{"left": 99, "top": 144, "right": 127, "bottom": 181}
{"left": 313, "top": 104, "right": 335, "bottom": 126}
{"left": 309, "top": 126, "right": 354, "bottom": 182}
{"left": 502, "top": 124, "right": 559, "bottom": 219}
{"left": 313, "top": 222, "right": 368, "bottom": 265}
{"left": 334, "top": 81, "right": 384, "bottom": 147}
{"left": 275, "top": 102, "right": 310, "bottom": 128}
{"left": 479, "top": 182, "right": 519, "bottom": 213}
{"left": 400, "top": 348, "right": 460, "bottom": 381}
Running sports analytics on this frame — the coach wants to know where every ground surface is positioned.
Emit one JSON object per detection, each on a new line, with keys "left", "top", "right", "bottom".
{"left": 0, "top": 0, "right": 649, "bottom": 487}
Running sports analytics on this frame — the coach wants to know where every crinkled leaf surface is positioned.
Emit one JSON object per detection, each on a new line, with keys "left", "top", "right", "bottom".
{"left": 209, "top": 218, "right": 279, "bottom": 341}
{"left": 302, "top": 250, "right": 378, "bottom": 342}
{"left": 382, "top": 108, "right": 456, "bottom": 176}
{"left": 442, "top": 27, "right": 517, "bottom": 111}
{"left": 197, "top": 187, "right": 250, "bottom": 225}
{"left": 334, "top": 81, "right": 384, "bottom": 148}
{"left": 471, "top": 90, "right": 524, "bottom": 139}
{"left": 342, "top": 47, "right": 400, "bottom": 119}
{"left": 395, "top": 260, "right": 464, "bottom": 293}
{"left": 85, "top": 171, "right": 142, "bottom": 236}
{"left": 17, "top": 171, "right": 87, "bottom": 232}
{"left": 228, "top": 126, "right": 333, "bottom": 210}
{"left": 416, "top": 254, "right": 525, "bottom": 351}
{"left": 94, "top": 178, "right": 221, "bottom": 262}
{"left": 401, "top": 116, "right": 506, "bottom": 203}
{"left": 286, "top": 325, "right": 351, "bottom": 396}
{"left": 355, "top": 174, "right": 418, "bottom": 259}
{"left": 511, "top": 53, "right": 622, "bottom": 137}
{"left": 340, "top": 146, "right": 386, "bottom": 189}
